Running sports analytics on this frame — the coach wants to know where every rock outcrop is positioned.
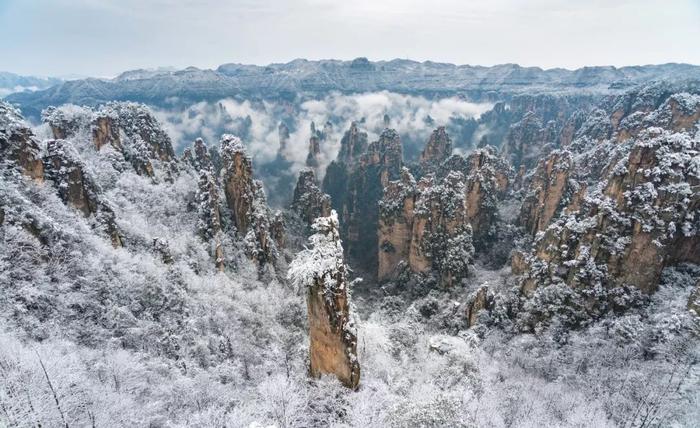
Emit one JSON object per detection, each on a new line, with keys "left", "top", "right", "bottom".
{"left": 0, "top": 102, "right": 44, "bottom": 181}
{"left": 518, "top": 150, "right": 581, "bottom": 236}
{"left": 461, "top": 147, "right": 512, "bottom": 241}
{"left": 182, "top": 138, "right": 213, "bottom": 172}
{"left": 518, "top": 124, "right": 699, "bottom": 295}
{"left": 221, "top": 135, "right": 256, "bottom": 235}
{"left": 187, "top": 138, "right": 225, "bottom": 271}
{"left": 42, "top": 102, "right": 177, "bottom": 178}
{"left": 419, "top": 126, "right": 452, "bottom": 171}
{"left": 502, "top": 111, "right": 557, "bottom": 170}
{"left": 336, "top": 121, "right": 368, "bottom": 167}
{"left": 466, "top": 286, "right": 493, "bottom": 327}
{"left": 378, "top": 168, "right": 475, "bottom": 286}
{"left": 377, "top": 168, "right": 417, "bottom": 281}
{"left": 322, "top": 122, "right": 368, "bottom": 217}
{"left": 435, "top": 146, "right": 512, "bottom": 242}
{"left": 292, "top": 169, "right": 331, "bottom": 226}
{"left": 43, "top": 139, "right": 123, "bottom": 247}
{"left": 306, "top": 122, "right": 322, "bottom": 171}
{"left": 409, "top": 172, "right": 475, "bottom": 286}
{"left": 343, "top": 129, "right": 403, "bottom": 270}
{"left": 92, "top": 115, "right": 122, "bottom": 151}
{"left": 220, "top": 135, "right": 279, "bottom": 271}
{"left": 197, "top": 169, "right": 225, "bottom": 271}
{"left": 287, "top": 212, "right": 360, "bottom": 389}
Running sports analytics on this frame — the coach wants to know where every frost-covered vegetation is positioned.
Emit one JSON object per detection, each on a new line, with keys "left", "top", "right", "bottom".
{"left": 1, "top": 78, "right": 699, "bottom": 428}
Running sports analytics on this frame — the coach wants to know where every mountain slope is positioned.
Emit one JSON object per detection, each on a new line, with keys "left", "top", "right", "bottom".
{"left": 7, "top": 60, "right": 700, "bottom": 120}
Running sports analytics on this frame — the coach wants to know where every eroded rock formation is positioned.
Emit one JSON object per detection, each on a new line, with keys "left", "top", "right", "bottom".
{"left": 336, "top": 121, "right": 368, "bottom": 167}
{"left": 518, "top": 150, "right": 580, "bottom": 236}
{"left": 466, "top": 286, "right": 493, "bottom": 327}
{"left": 194, "top": 148, "right": 225, "bottom": 271}
{"left": 462, "top": 147, "right": 512, "bottom": 241}
{"left": 306, "top": 122, "right": 322, "bottom": 171}
{"left": 292, "top": 169, "right": 331, "bottom": 226}
{"left": 378, "top": 168, "right": 475, "bottom": 286}
{"left": 43, "top": 139, "right": 122, "bottom": 247}
{"left": 343, "top": 129, "right": 403, "bottom": 270}
{"left": 92, "top": 116, "right": 122, "bottom": 151}
{"left": 288, "top": 212, "right": 360, "bottom": 389}
{"left": 502, "top": 111, "right": 557, "bottom": 170}
{"left": 42, "top": 102, "right": 177, "bottom": 178}
{"left": 419, "top": 126, "right": 452, "bottom": 171}
{"left": 220, "top": 134, "right": 279, "bottom": 271}
{"left": 378, "top": 168, "right": 417, "bottom": 281}
{"left": 183, "top": 138, "right": 213, "bottom": 172}
{"left": 517, "top": 122, "right": 699, "bottom": 295}
{"left": 322, "top": 122, "right": 368, "bottom": 218}
{"left": 0, "top": 102, "right": 44, "bottom": 181}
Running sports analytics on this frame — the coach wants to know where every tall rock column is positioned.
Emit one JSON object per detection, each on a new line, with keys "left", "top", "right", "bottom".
{"left": 419, "top": 126, "right": 453, "bottom": 173}
{"left": 322, "top": 122, "right": 368, "bottom": 219}
{"left": 344, "top": 129, "right": 403, "bottom": 270}
{"left": 220, "top": 135, "right": 255, "bottom": 234}
{"left": 288, "top": 211, "right": 360, "bottom": 389}
{"left": 378, "top": 168, "right": 417, "bottom": 281}
{"left": 219, "top": 134, "right": 280, "bottom": 273}
{"left": 292, "top": 168, "right": 331, "bottom": 226}
{"left": 306, "top": 122, "right": 322, "bottom": 174}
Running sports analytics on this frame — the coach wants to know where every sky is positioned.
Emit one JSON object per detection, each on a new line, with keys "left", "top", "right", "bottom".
{"left": 1, "top": 0, "right": 699, "bottom": 77}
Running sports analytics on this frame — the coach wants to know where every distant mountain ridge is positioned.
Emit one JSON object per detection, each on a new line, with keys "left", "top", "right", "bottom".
{"left": 0, "top": 71, "right": 62, "bottom": 98}
{"left": 6, "top": 58, "right": 700, "bottom": 119}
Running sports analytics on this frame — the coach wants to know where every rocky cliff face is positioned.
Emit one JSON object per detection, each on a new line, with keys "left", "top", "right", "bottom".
{"left": 378, "top": 168, "right": 417, "bottom": 281}
{"left": 343, "top": 128, "right": 403, "bottom": 270}
{"left": 92, "top": 116, "right": 122, "bottom": 151}
{"left": 408, "top": 171, "right": 475, "bottom": 286}
{"left": 197, "top": 169, "right": 225, "bottom": 271}
{"left": 288, "top": 212, "right": 360, "bottom": 389}
{"left": 376, "top": 130, "right": 511, "bottom": 285}
{"left": 221, "top": 135, "right": 256, "bottom": 235}
{"left": 501, "top": 111, "right": 557, "bottom": 170}
{"left": 461, "top": 147, "right": 512, "bottom": 242}
{"left": 1, "top": 102, "right": 125, "bottom": 247}
{"left": 336, "top": 121, "right": 368, "bottom": 167}
{"left": 42, "top": 102, "right": 177, "bottom": 179}
{"left": 516, "top": 92, "right": 699, "bottom": 296}
{"left": 43, "top": 139, "right": 123, "bottom": 247}
{"left": 419, "top": 126, "right": 452, "bottom": 172}
{"left": 182, "top": 138, "right": 212, "bottom": 172}
{"left": 292, "top": 168, "right": 331, "bottom": 226}
{"left": 0, "top": 102, "right": 44, "bottom": 182}
{"left": 277, "top": 122, "right": 290, "bottom": 157}
{"left": 305, "top": 122, "right": 322, "bottom": 172}
{"left": 322, "top": 122, "right": 368, "bottom": 217}
{"left": 378, "top": 167, "right": 476, "bottom": 286}
{"left": 220, "top": 134, "right": 280, "bottom": 272}
{"left": 518, "top": 150, "right": 580, "bottom": 236}
{"left": 465, "top": 286, "right": 493, "bottom": 327}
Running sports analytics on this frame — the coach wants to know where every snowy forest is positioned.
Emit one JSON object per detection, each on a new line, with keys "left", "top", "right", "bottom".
{"left": 1, "top": 73, "right": 699, "bottom": 427}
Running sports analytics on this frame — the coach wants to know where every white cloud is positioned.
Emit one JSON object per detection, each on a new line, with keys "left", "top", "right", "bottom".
{"left": 155, "top": 91, "right": 492, "bottom": 181}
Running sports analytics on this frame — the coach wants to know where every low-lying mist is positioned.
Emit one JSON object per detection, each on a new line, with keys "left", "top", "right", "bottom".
{"left": 153, "top": 91, "right": 492, "bottom": 206}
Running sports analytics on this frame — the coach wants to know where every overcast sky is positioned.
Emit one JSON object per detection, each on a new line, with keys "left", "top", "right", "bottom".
{"left": 1, "top": 0, "right": 699, "bottom": 77}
